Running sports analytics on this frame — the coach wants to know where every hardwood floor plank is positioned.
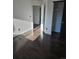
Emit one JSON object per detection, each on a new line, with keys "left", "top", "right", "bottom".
{"left": 13, "top": 25, "right": 66, "bottom": 59}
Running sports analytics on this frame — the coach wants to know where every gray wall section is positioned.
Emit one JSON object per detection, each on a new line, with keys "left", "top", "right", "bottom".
{"left": 13, "top": 0, "right": 33, "bottom": 22}
{"left": 33, "top": 6, "right": 41, "bottom": 24}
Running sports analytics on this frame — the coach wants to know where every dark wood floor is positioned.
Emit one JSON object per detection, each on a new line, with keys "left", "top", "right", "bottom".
{"left": 33, "top": 24, "right": 40, "bottom": 28}
{"left": 13, "top": 26, "right": 66, "bottom": 59}
{"left": 14, "top": 33, "right": 66, "bottom": 59}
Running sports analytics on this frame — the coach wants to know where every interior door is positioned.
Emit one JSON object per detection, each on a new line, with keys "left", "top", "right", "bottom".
{"left": 52, "top": 2, "right": 64, "bottom": 33}
{"left": 33, "top": 6, "right": 41, "bottom": 28}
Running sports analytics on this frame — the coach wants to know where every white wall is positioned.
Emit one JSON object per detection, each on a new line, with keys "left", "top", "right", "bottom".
{"left": 13, "top": 0, "right": 43, "bottom": 22}
{"left": 13, "top": 0, "right": 61, "bottom": 35}
{"left": 41, "top": 4, "right": 44, "bottom": 24}
{"left": 13, "top": 0, "right": 45, "bottom": 33}
{"left": 13, "top": 0, "right": 33, "bottom": 22}
{"left": 13, "top": 18, "right": 33, "bottom": 34}
{"left": 32, "top": 0, "right": 42, "bottom": 6}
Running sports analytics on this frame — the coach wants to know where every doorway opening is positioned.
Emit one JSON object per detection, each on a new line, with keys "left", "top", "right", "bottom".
{"left": 33, "top": 6, "right": 41, "bottom": 29}
{"left": 52, "top": 1, "right": 64, "bottom": 37}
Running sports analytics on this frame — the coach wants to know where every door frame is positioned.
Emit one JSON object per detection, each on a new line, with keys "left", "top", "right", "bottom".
{"left": 52, "top": 1, "right": 64, "bottom": 34}
{"left": 60, "top": 0, "right": 66, "bottom": 39}
{"left": 33, "top": 6, "right": 41, "bottom": 28}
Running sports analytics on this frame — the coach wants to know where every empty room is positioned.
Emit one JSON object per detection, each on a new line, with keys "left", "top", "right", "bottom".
{"left": 13, "top": 0, "right": 66, "bottom": 59}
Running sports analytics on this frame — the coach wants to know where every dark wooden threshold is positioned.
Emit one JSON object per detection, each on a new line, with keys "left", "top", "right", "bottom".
{"left": 52, "top": 31, "right": 60, "bottom": 35}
